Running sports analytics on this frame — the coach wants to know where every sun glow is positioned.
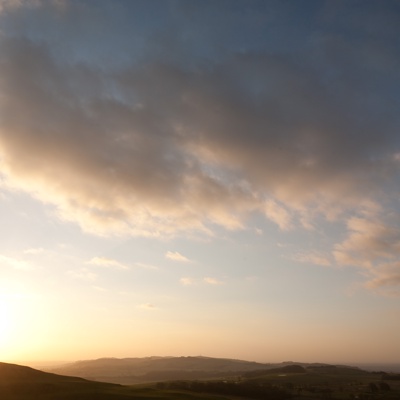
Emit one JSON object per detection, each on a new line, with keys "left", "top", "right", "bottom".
{"left": 0, "top": 286, "right": 41, "bottom": 360}
{"left": 0, "top": 299, "right": 13, "bottom": 345}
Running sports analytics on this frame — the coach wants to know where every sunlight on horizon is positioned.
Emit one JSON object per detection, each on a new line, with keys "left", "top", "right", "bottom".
{"left": 0, "top": 300, "right": 13, "bottom": 346}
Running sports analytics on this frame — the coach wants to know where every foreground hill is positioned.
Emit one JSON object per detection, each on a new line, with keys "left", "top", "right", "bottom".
{"left": 0, "top": 362, "right": 82, "bottom": 384}
{"left": 0, "top": 362, "right": 125, "bottom": 399}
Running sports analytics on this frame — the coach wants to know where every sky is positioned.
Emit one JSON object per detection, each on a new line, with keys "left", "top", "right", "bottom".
{"left": 0, "top": 0, "right": 400, "bottom": 366}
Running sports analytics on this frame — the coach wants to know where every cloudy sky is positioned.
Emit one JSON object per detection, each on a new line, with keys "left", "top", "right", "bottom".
{"left": 1, "top": 0, "right": 400, "bottom": 365}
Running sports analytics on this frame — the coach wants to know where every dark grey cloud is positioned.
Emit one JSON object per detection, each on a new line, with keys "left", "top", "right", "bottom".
{"left": 1, "top": 1, "right": 400, "bottom": 290}
{"left": 0, "top": 34, "right": 398, "bottom": 226}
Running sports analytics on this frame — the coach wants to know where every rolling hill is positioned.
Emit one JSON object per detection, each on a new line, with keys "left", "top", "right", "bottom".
{"left": 47, "top": 356, "right": 273, "bottom": 384}
{"left": 47, "top": 356, "right": 343, "bottom": 385}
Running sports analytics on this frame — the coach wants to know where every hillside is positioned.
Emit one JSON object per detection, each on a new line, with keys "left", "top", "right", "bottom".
{"left": 0, "top": 362, "right": 87, "bottom": 384}
{"left": 0, "top": 362, "right": 124, "bottom": 399}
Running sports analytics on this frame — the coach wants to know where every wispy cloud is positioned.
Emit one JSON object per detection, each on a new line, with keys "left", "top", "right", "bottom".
{"left": 365, "top": 262, "right": 400, "bottom": 289}
{"left": 137, "top": 303, "right": 158, "bottom": 310}
{"left": 334, "top": 217, "right": 400, "bottom": 269}
{"left": 263, "top": 200, "right": 292, "bottom": 231}
{"left": 135, "top": 262, "right": 159, "bottom": 270}
{"left": 23, "top": 247, "right": 45, "bottom": 255}
{"left": 204, "top": 277, "right": 224, "bottom": 285}
{"left": 92, "top": 285, "right": 107, "bottom": 292}
{"left": 334, "top": 216, "right": 400, "bottom": 295}
{"left": 87, "top": 257, "right": 130, "bottom": 270}
{"left": 67, "top": 268, "right": 97, "bottom": 281}
{"left": 165, "top": 251, "right": 191, "bottom": 263}
{"left": 0, "top": 0, "right": 67, "bottom": 14}
{"left": 364, "top": 261, "right": 400, "bottom": 297}
{"left": 180, "top": 277, "right": 195, "bottom": 286}
{"left": 0, "top": 254, "right": 34, "bottom": 271}
{"left": 293, "top": 251, "right": 331, "bottom": 267}
{"left": 0, "top": 0, "right": 26, "bottom": 13}
{"left": 180, "top": 277, "right": 225, "bottom": 286}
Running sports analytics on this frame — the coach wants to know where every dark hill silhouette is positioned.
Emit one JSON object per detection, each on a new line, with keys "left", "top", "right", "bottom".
{"left": 0, "top": 362, "right": 87, "bottom": 384}
{"left": 0, "top": 362, "right": 124, "bottom": 399}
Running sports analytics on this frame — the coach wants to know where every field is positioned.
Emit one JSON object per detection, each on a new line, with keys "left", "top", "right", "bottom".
{"left": 127, "top": 366, "right": 400, "bottom": 400}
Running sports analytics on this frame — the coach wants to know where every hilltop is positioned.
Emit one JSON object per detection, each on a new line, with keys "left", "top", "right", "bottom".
{"left": 48, "top": 356, "right": 270, "bottom": 384}
{"left": 47, "top": 356, "right": 352, "bottom": 385}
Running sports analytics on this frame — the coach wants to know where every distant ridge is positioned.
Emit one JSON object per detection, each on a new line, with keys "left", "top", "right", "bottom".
{"left": 47, "top": 356, "right": 271, "bottom": 384}
{"left": 47, "top": 355, "right": 363, "bottom": 385}
{"left": 1, "top": 359, "right": 397, "bottom": 400}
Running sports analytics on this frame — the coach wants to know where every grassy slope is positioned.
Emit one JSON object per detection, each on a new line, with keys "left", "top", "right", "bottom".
{"left": 240, "top": 366, "right": 400, "bottom": 399}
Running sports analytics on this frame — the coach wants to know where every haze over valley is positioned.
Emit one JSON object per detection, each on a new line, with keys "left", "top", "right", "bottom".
{"left": 2, "top": 357, "right": 400, "bottom": 399}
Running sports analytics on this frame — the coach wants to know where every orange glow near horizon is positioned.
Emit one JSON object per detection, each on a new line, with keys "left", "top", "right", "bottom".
{"left": 0, "top": 300, "right": 13, "bottom": 345}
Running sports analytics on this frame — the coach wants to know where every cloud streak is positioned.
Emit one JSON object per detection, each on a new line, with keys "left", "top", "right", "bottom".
{"left": 67, "top": 268, "right": 97, "bottom": 281}
{"left": 334, "top": 217, "right": 400, "bottom": 269}
{"left": 88, "top": 257, "right": 130, "bottom": 270}
{"left": 137, "top": 303, "right": 158, "bottom": 311}
{"left": 334, "top": 216, "right": 400, "bottom": 294}
{"left": 204, "top": 277, "right": 224, "bottom": 286}
{"left": 165, "top": 251, "right": 191, "bottom": 263}
{"left": 293, "top": 252, "right": 331, "bottom": 267}
{"left": 0, "top": 254, "right": 33, "bottom": 271}
{"left": 180, "top": 277, "right": 194, "bottom": 286}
